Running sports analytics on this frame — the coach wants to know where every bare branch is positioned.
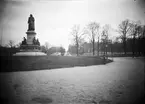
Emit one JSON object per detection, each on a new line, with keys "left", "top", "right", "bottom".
{"left": 70, "top": 24, "right": 86, "bottom": 56}
{"left": 87, "top": 22, "right": 100, "bottom": 55}
{"left": 8, "top": 40, "right": 15, "bottom": 48}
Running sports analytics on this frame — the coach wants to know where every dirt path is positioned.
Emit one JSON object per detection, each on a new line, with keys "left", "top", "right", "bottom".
{"left": 0, "top": 57, "right": 144, "bottom": 104}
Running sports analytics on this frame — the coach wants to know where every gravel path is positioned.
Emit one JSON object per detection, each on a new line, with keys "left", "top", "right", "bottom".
{"left": 0, "top": 57, "right": 144, "bottom": 104}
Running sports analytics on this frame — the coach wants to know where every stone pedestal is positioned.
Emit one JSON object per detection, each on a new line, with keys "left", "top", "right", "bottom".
{"left": 26, "top": 31, "right": 36, "bottom": 45}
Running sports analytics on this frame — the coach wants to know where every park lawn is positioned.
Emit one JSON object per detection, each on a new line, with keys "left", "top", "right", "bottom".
{"left": 0, "top": 55, "right": 112, "bottom": 72}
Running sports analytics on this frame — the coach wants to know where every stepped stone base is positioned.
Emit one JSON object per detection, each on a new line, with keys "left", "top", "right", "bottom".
{"left": 13, "top": 44, "right": 47, "bottom": 56}
{"left": 13, "top": 51, "right": 47, "bottom": 56}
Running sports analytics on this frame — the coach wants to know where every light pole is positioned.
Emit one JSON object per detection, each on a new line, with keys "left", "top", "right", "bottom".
{"left": 97, "top": 36, "right": 99, "bottom": 57}
{"left": 106, "top": 44, "right": 108, "bottom": 59}
{"left": 110, "top": 40, "right": 113, "bottom": 61}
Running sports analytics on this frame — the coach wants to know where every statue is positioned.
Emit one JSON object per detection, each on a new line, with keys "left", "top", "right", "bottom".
{"left": 33, "top": 37, "right": 36, "bottom": 45}
{"left": 33, "top": 38, "right": 40, "bottom": 46}
{"left": 22, "top": 37, "right": 27, "bottom": 45}
{"left": 36, "top": 39, "right": 40, "bottom": 46}
{"left": 28, "top": 14, "right": 35, "bottom": 31}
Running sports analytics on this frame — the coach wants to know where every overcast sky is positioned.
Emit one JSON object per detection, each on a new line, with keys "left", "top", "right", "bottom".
{"left": 0, "top": 0, "right": 145, "bottom": 50}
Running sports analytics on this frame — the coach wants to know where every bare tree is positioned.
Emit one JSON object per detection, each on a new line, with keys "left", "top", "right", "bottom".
{"left": 102, "top": 24, "right": 111, "bottom": 41}
{"left": 129, "top": 21, "right": 141, "bottom": 57}
{"left": 141, "top": 25, "right": 145, "bottom": 56}
{"left": 70, "top": 25, "right": 85, "bottom": 56}
{"left": 87, "top": 22, "right": 100, "bottom": 56}
{"left": 137, "top": 24, "right": 144, "bottom": 55}
{"left": 15, "top": 42, "right": 21, "bottom": 48}
{"left": 8, "top": 40, "right": 15, "bottom": 48}
{"left": 142, "top": 25, "right": 145, "bottom": 37}
{"left": 118, "top": 19, "right": 131, "bottom": 55}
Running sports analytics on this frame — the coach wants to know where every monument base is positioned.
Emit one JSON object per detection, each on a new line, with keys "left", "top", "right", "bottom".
{"left": 20, "top": 45, "right": 40, "bottom": 50}
{"left": 13, "top": 51, "right": 47, "bottom": 56}
{"left": 14, "top": 44, "right": 47, "bottom": 56}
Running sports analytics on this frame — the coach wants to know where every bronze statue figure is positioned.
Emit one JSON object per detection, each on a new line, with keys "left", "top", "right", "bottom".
{"left": 21, "top": 37, "right": 27, "bottom": 45}
{"left": 28, "top": 14, "right": 35, "bottom": 31}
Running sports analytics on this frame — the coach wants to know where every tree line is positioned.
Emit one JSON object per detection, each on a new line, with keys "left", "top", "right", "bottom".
{"left": 68, "top": 19, "right": 145, "bottom": 57}
{"left": 41, "top": 44, "right": 65, "bottom": 56}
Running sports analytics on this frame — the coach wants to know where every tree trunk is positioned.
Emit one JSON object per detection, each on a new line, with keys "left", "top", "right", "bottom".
{"left": 93, "top": 39, "right": 95, "bottom": 56}
{"left": 111, "top": 43, "right": 113, "bottom": 57}
{"left": 76, "top": 36, "right": 78, "bottom": 56}
{"left": 123, "top": 37, "right": 126, "bottom": 55}
{"left": 76, "top": 42, "right": 79, "bottom": 56}
{"left": 137, "top": 38, "right": 141, "bottom": 56}
{"left": 132, "top": 35, "right": 135, "bottom": 58}
{"left": 103, "top": 42, "right": 105, "bottom": 56}
{"left": 97, "top": 37, "right": 99, "bottom": 56}
{"left": 106, "top": 45, "right": 107, "bottom": 57}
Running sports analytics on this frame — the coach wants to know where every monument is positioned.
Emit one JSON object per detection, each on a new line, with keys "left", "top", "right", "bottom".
{"left": 13, "top": 14, "right": 46, "bottom": 56}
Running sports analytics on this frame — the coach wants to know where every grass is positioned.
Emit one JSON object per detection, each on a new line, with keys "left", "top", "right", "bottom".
{"left": 0, "top": 55, "right": 112, "bottom": 72}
